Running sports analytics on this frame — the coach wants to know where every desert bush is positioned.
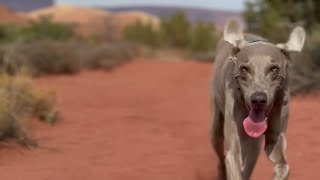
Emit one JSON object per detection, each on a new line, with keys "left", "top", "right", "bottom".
{"left": 21, "top": 16, "right": 74, "bottom": 42}
{"left": 290, "top": 26, "right": 320, "bottom": 94}
{"left": 0, "top": 41, "right": 141, "bottom": 76}
{"left": 0, "top": 16, "right": 73, "bottom": 43}
{"left": 188, "top": 23, "right": 220, "bottom": 62}
{"left": 244, "top": 0, "right": 320, "bottom": 42}
{"left": 123, "top": 20, "right": 161, "bottom": 47}
{"left": 123, "top": 12, "right": 219, "bottom": 60}
{"left": 78, "top": 42, "right": 140, "bottom": 71}
{"left": 161, "top": 11, "right": 191, "bottom": 48}
{"left": 0, "top": 24, "right": 21, "bottom": 43}
{"left": 2, "top": 40, "right": 81, "bottom": 76}
{"left": 32, "top": 89, "right": 57, "bottom": 124}
{"left": 0, "top": 74, "right": 57, "bottom": 146}
{"left": 189, "top": 22, "right": 219, "bottom": 56}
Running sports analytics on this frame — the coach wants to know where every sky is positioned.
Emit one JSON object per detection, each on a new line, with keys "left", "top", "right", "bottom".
{"left": 55, "top": 0, "right": 245, "bottom": 11}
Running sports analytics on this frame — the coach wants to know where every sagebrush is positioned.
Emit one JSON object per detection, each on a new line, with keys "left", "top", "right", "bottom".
{"left": 0, "top": 74, "right": 57, "bottom": 146}
{"left": 0, "top": 41, "right": 141, "bottom": 76}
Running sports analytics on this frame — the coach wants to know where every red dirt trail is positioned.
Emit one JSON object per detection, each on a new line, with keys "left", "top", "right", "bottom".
{"left": 0, "top": 59, "right": 319, "bottom": 180}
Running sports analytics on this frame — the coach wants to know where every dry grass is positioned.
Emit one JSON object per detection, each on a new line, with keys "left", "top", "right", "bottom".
{"left": 77, "top": 42, "right": 141, "bottom": 71}
{"left": 0, "top": 40, "right": 142, "bottom": 147}
{"left": 0, "top": 74, "right": 57, "bottom": 147}
{"left": 0, "top": 41, "right": 142, "bottom": 76}
{"left": 1, "top": 41, "right": 81, "bottom": 76}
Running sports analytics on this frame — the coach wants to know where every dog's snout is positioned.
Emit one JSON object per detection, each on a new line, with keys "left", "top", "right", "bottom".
{"left": 250, "top": 92, "right": 267, "bottom": 106}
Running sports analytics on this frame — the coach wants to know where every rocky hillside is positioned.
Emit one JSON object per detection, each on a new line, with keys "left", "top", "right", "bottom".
{"left": 0, "top": 5, "right": 27, "bottom": 24}
{"left": 110, "top": 11, "right": 160, "bottom": 39}
{"left": 27, "top": 5, "right": 160, "bottom": 40}
{"left": 107, "top": 6, "right": 243, "bottom": 28}
{"left": 27, "top": 5, "right": 112, "bottom": 39}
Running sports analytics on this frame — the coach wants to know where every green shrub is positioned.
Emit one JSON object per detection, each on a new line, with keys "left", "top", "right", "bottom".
{"left": 161, "top": 11, "right": 191, "bottom": 48}
{"left": 123, "top": 20, "right": 160, "bottom": 47}
{"left": 123, "top": 11, "right": 219, "bottom": 60}
{"left": 189, "top": 22, "right": 219, "bottom": 53}
{"left": 21, "top": 16, "right": 73, "bottom": 42}
{"left": 0, "top": 16, "right": 73, "bottom": 43}
{"left": 0, "top": 24, "right": 22, "bottom": 43}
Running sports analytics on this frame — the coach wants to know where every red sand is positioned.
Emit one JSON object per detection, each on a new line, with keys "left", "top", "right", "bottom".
{"left": 0, "top": 59, "right": 319, "bottom": 180}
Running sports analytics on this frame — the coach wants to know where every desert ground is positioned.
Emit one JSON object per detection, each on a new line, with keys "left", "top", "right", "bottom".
{"left": 0, "top": 59, "right": 319, "bottom": 180}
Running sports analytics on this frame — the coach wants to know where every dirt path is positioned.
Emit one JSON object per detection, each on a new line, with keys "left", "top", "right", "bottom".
{"left": 0, "top": 59, "right": 319, "bottom": 180}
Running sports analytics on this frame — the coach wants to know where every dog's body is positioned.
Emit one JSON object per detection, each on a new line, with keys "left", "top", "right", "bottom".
{"left": 210, "top": 21, "right": 305, "bottom": 180}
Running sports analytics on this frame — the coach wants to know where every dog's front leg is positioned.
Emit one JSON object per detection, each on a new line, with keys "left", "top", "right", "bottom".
{"left": 224, "top": 87, "right": 243, "bottom": 180}
{"left": 265, "top": 133, "right": 289, "bottom": 180}
{"left": 225, "top": 137, "right": 243, "bottom": 180}
{"left": 265, "top": 103, "right": 290, "bottom": 180}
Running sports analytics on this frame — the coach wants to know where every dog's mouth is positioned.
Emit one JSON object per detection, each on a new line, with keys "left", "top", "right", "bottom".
{"left": 243, "top": 108, "right": 268, "bottom": 138}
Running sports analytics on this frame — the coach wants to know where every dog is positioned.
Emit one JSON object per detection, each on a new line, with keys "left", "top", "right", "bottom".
{"left": 210, "top": 20, "right": 306, "bottom": 180}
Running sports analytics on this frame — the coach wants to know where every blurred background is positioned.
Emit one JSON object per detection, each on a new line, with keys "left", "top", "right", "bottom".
{"left": 0, "top": 0, "right": 318, "bottom": 180}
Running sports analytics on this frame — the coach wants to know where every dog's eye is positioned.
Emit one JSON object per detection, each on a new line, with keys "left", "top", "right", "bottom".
{"left": 271, "top": 66, "right": 280, "bottom": 72}
{"left": 240, "top": 66, "right": 249, "bottom": 73}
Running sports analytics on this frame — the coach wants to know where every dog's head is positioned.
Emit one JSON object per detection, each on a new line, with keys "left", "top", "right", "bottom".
{"left": 224, "top": 20, "right": 306, "bottom": 138}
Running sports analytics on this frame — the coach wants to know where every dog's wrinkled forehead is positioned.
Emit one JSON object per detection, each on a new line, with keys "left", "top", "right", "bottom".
{"left": 236, "top": 41, "right": 287, "bottom": 62}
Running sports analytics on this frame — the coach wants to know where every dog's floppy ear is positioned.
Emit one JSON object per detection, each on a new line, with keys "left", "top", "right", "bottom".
{"left": 224, "top": 19, "right": 246, "bottom": 47}
{"left": 277, "top": 26, "right": 306, "bottom": 52}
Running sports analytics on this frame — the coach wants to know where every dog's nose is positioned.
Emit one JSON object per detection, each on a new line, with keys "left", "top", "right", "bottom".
{"left": 250, "top": 92, "right": 267, "bottom": 106}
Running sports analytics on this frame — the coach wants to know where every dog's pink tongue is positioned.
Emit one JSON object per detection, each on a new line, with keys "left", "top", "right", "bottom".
{"left": 243, "top": 110, "right": 267, "bottom": 138}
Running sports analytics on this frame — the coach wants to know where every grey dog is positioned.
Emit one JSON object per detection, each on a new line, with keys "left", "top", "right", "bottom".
{"left": 211, "top": 20, "right": 306, "bottom": 180}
